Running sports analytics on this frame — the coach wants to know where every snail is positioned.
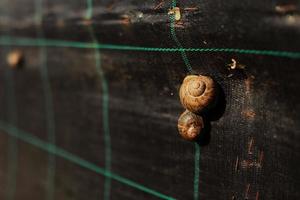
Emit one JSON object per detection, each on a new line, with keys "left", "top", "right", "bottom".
{"left": 7, "top": 50, "right": 24, "bottom": 69}
{"left": 177, "top": 110, "right": 204, "bottom": 141}
{"left": 179, "top": 75, "right": 216, "bottom": 114}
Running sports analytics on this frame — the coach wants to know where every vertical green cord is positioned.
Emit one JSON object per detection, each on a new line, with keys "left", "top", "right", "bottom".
{"left": 4, "top": 1, "right": 18, "bottom": 199}
{"left": 85, "top": 1, "right": 112, "bottom": 199}
{"left": 35, "top": 0, "right": 56, "bottom": 199}
{"left": 194, "top": 143, "right": 200, "bottom": 200}
{"left": 169, "top": 0, "right": 193, "bottom": 73}
{"left": 170, "top": 1, "right": 199, "bottom": 199}
{"left": 85, "top": 0, "right": 93, "bottom": 20}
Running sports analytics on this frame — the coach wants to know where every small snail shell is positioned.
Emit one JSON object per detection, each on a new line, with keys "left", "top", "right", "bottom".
{"left": 179, "top": 75, "right": 216, "bottom": 114}
{"left": 177, "top": 110, "right": 204, "bottom": 141}
{"left": 7, "top": 50, "right": 24, "bottom": 69}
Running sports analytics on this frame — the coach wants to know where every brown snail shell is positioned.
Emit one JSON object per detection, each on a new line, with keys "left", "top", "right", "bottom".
{"left": 177, "top": 110, "right": 204, "bottom": 141}
{"left": 179, "top": 75, "right": 216, "bottom": 114}
{"left": 7, "top": 50, "right": 24, "bottom": 69}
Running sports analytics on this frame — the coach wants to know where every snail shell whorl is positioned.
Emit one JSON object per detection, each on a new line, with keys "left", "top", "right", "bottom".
{"left": 177, "top": 110, "right": 204, "bottom": 141}
{"left": 179, "top": 75, "right": 216, "bottom": 114}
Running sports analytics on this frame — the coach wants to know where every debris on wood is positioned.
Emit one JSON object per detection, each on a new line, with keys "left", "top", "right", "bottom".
{"left": 184, "top": 7, "right": 199, "bottom": 12}
{"left": 227, "top": 58, "right": 246, "bottom": 70}
{"left": 234, "top": 156, "right": 239, "bottom": 172}
{"left": 168, "top": 7, "right": 181, "bottom": 21}
{"left": 154, "top": 0, "right": 165, "bottom": 10}
{"left": 122, "top": 11, "right": 143, "bottom": 24}
{"left": 241, "top": 160, "right": 261, "bottom": 169}
{"left": 174, "top": 21, "right": 185, "bottom": 28}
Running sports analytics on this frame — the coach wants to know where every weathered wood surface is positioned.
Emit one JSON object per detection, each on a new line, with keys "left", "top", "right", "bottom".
{"left": 0, "top": 0, "right": 299, "bottom": 200}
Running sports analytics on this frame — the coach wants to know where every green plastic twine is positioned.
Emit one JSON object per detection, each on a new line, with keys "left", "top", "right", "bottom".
{"left": 85, "top": 1, "right": 112, "bottom": 199}
{"left": 35, "top": 0, "right": 56, "bottom": 199}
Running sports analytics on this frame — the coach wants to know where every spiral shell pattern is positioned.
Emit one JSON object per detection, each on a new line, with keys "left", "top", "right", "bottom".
{"left": 177, "top": 110, "right": 204, "bottom": 141}
{"left": 179, "top": 75, "right": 216, "bottom": 114}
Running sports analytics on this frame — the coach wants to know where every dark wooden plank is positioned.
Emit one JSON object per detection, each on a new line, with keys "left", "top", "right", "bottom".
{"left": 0, "top": 0, "right": 299, "bottom": 199}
